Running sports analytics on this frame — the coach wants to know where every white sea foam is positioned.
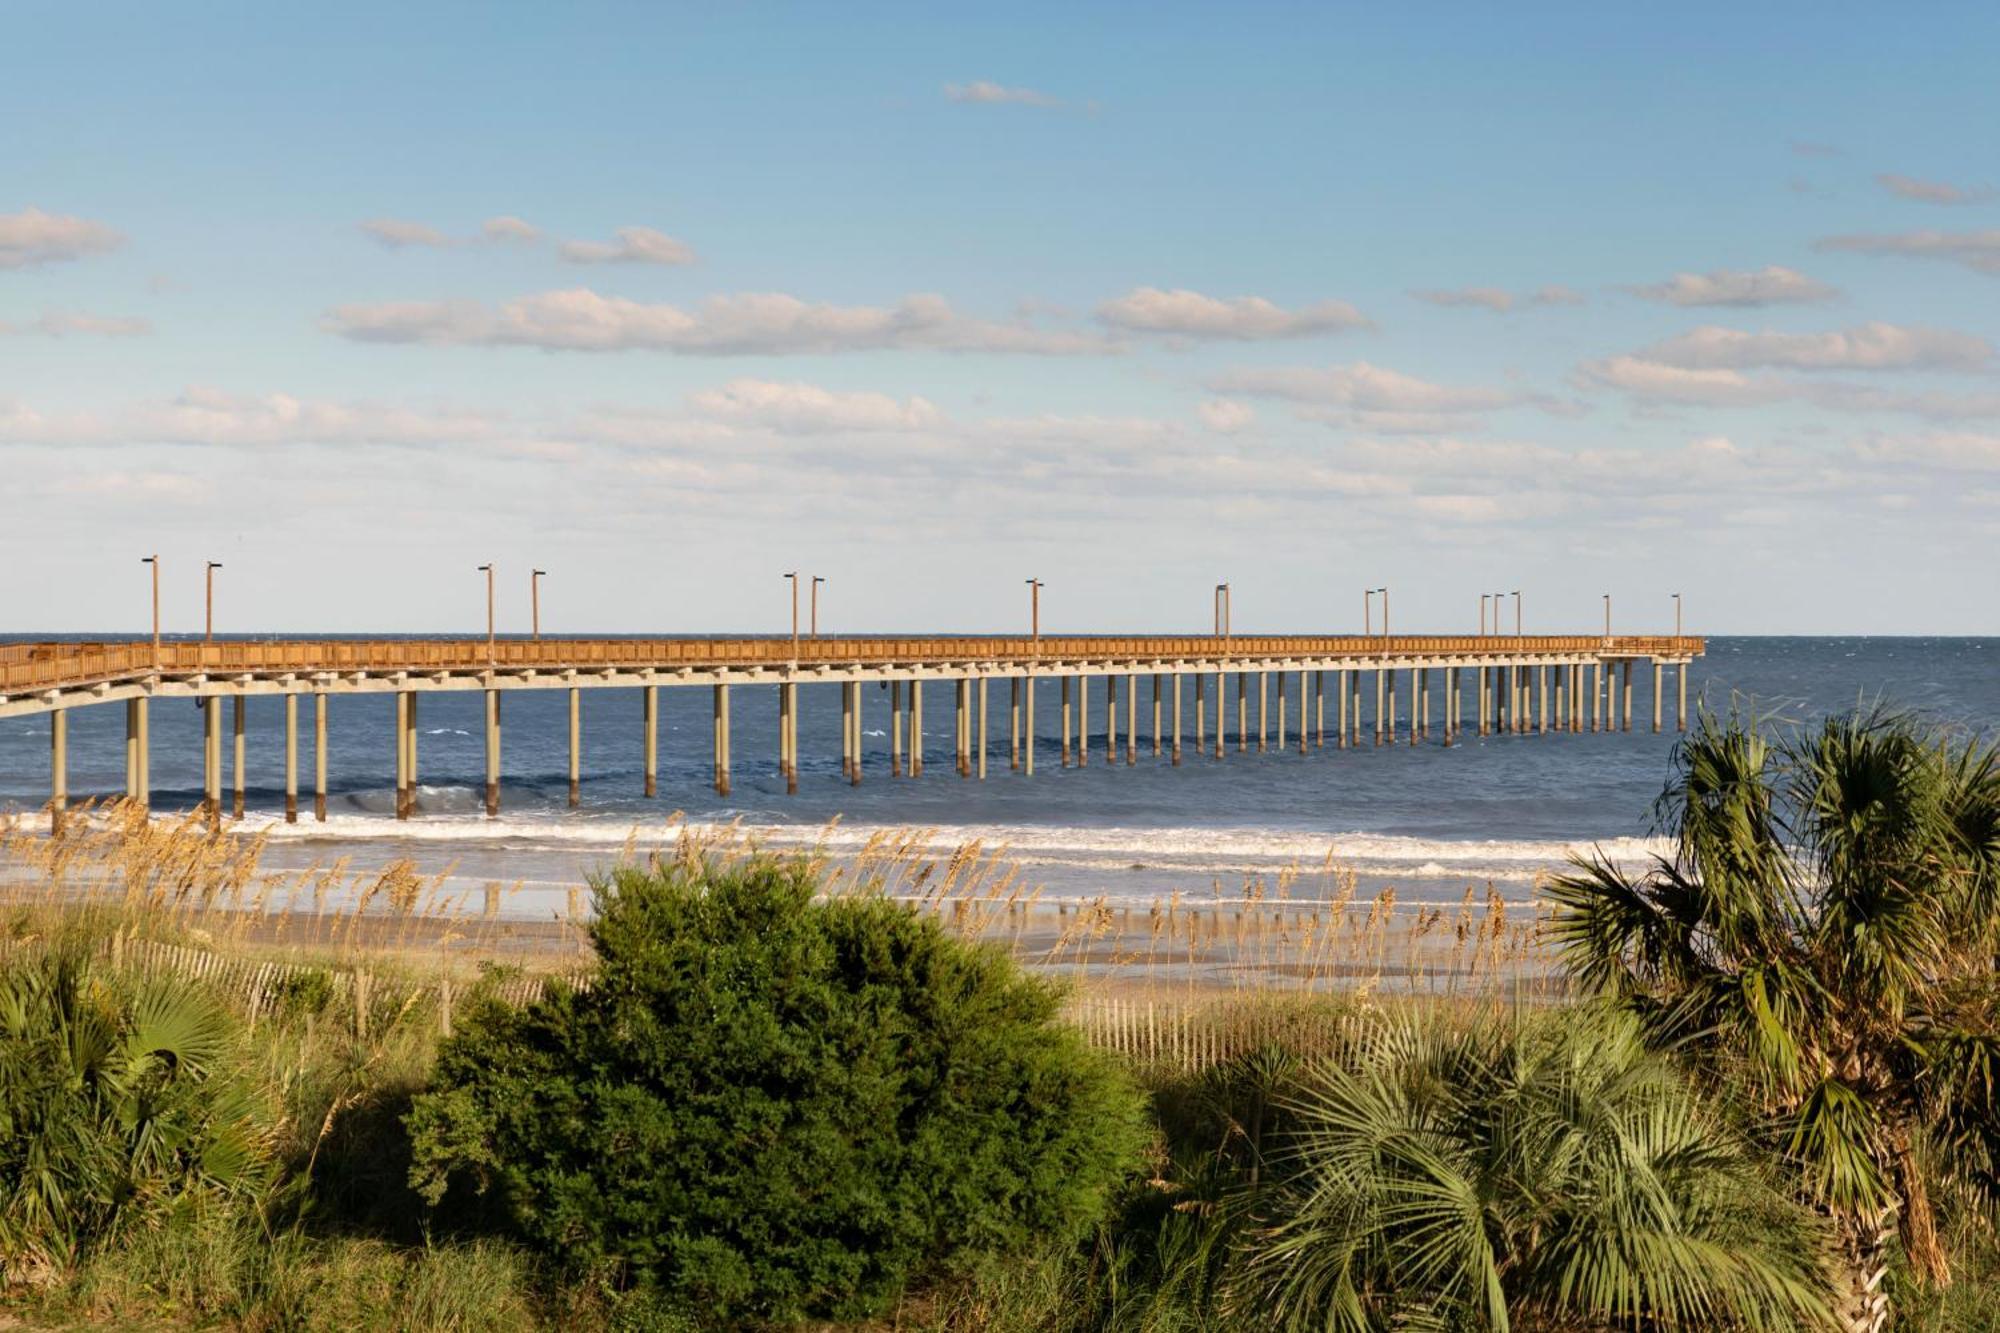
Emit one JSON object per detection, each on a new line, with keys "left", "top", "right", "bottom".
{"left": 240, "top": 808, "right": 1666, "bottom": 883}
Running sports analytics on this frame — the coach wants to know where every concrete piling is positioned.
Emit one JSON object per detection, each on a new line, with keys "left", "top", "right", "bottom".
{"left": 910, "top": 680, "right": 923, "bottom": 776}
{"left": 1172, "top": 673, "right": 1183, "bottom": 765}
{"left": 712, "top": 683, "right": 731, "bottom": 796}
{"left": 891, "top": 681, "right": 904, "bottom": 776}
{"left": 49, "top": 708, "right": 66, "bottom": 836}
{"left": 1061, "top": 677, "right": 1073, "bottom": 768}
{"left": 1652, "top": 661, "right": 1664, "bottom": 734}
{"left": 567, "top": 687, "right": 581, "bottom": 807}
{"left": 284, "top": 693, "right": 298, "bottom": 823}
{"left": 484, "top": 689, "right": 501, "bottom": 816}
{"left": 1009, "top": 677, "right": 1020, "bottom": 771}
{"left": 1024, "top": 672, "right": 1036, "bottom": 775}
{"left": 232, "top": 695, "right": 246, "bottom": 819}
{"left": 643, "top": 685, "right": 658, "bottom": 797}
{"left": 313, "top": 693, "right": 328, "bottom": 821}
{"left": 978, "top": 678, "right": 988, "bottom": 778}
{"left": 1126, "top": 672, "right": 1137, "bottom": 765}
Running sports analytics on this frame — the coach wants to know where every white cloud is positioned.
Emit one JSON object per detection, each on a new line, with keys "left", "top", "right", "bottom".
{"left": 1096, "top": 287, "right": 1370, "bottom": 340}
{"left": 686, "top": 378, "right": 943, "bottom": 433}
{"left": 0, "top": 386, "right": 509, "bottom": 449}
{"left": 1877, "top": 174, "right": 1995, "bottom": 206}
{"left": 1816, "top": 228, "right": 2000, "bottom": 275}
{"left": 481, "top": 215, "right": 542, "bottom": 244}
{"left": 1410, "top": 284, "right": 1583, "bottom": 313}
{"left": 325, "top": 289, "right": 1115, "bottom": 355}
{"left": 1197, "top": 398, "right": 1256, "bottom": 433}
{"left": 1624, "top": 266, "right": 1838, "bottom": 308}
{"left": 359, "top": 218, "right": 454, "bottom": 249}
{"left": 1574, "top": 356, "right": 1793, "bottom": 406}
{"left": 1635, "top": 321, "right": 1991, "bottom": 372}
{"left": 944, "top": 80, "right": 1063, "bottom": 109}
{"left": 1210, "top": 361, "right": 1527, "bottom": 417}
{"left": 1, "top": 311, "right": 152, "bottom": 338}
{"left": 1853, "top": 432, "right": 2000, "bottom": 472}
{"left": 558, "top": 225, "right": 696, "bottom": 266}
{"left": 0, "top": 207, "right": 123, "bottom": 269}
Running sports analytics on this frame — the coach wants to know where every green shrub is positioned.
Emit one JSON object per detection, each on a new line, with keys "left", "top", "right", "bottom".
{"left": 406, "top": 856, "right": 1148, "bottom": 1323}
{"left": 0, "top": 945, "right": 275, "bottom": 1282}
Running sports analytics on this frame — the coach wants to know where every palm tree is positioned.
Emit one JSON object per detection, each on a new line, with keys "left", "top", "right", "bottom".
{"left": 1236, "top": 1008, "right": 1834, "bottom": 1331}
{"left": 1549, "top": 708, "right": 2000, "bottom": 1325}
{"left": 0, "top": 945, "right": 272, "bottom": 1276}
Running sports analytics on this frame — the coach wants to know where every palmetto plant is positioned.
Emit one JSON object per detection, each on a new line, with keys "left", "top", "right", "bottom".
{"left": 0, "top": 945, "right": 273, "bottom": 1279}
{"left": 1236, "top": 1008, "right": 1833, "bottom": 1331}
{"left": 1549, "top": 708, "right": 2000, "bottom": 1322}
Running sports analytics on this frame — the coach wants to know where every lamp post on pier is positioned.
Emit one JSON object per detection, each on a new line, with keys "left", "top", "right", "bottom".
{"left": 141, "top": 555, "right": 160, "bottom": 666}
{"left": 1512, "top": 590, "right": 1522, "bottom": 637}
{"left": 784, "top": 572, "right": 799, "bottom": 660}
{"left": 1672, "top": 592, "right": 1682, "bottom": 638}
{"left": 1603, "top": 593, "right": 1612, "bottom": 641}
{"left": 531, "top": 569, "right": 546, "bottom": 641}
{"left": 1026, "top": 578, "right": 1043, "bottom": 655}
{"left": 1378, "top": 587, "right": 1390, "bottom": 638}
{"left": 204, "top": 561, "right": 222, "bottom": 643}
{"left": 810, "top": 576, "right": 825, "bottom": 640}
{"left": 477, "top": 564, "right": 495, "bottom": 665}
{"left": 1479, "top": 593, "right": 1489, "bottom": 636}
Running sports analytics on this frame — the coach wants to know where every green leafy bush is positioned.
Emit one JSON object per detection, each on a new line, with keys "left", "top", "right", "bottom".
{"left": 406, "top": 856, "right": 1148, "bottom": 1323}
{"left": 0, "top": 945, "right": 275, "bottom": 1281}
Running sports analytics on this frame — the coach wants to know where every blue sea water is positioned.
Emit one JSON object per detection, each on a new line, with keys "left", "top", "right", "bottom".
{"left": 2, "top": 637, "right": 1993, "bottom": 911}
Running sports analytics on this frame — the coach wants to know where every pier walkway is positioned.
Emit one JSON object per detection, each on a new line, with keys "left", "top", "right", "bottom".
{"left": 1, "top": 632, "right": 1703, "bottom": 829}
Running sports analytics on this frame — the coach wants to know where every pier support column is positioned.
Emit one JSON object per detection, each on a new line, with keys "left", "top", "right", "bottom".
{"left": 978, "top": 679, "right": 988, "bottom": 779}
{"left": 840, "top": 683, "right": 852, "bottom": 778}
{"left": 120, "top": 698, "right": 147, "bottom": 810}
{"left": 1080, "top": 676, "right": 1092, "bottom": 766}
{"left": 1275, "top": 671, "right": 1287, "bottom": 751}
{"left": 284, "top": 694, "right": 298, "bottom": 823}
{"left": 957, "top": 678, "right": 971, "bottom": 778}
{"left": 1105, "top": 675, "right": 1117, "bottom": 768}
{"left": 1416, "top": 668, "right": 1427, "bottom": 745}
{"left": 712, "top": 684, "right": 731, "bottom": 796}
{"left": 1622, "top": 661, "right": 1634, "bottom": 732}
{"left": 136, "top": 696, "right": 151, "bottom": 809}
{"left": 49, "top": 708, "right": 66, "bottom": 836}
{"left": 567, "top": 688, "right": 581, "bottom": 807}
{"left": 313, "top": 693, "right": 328, "bottom": 821}
{"left": 1374, "top": 670, "right": 1386, "bottom": 746}
{"left": 1172, "top": 673, "right": 1183, "bottom": 765}
{"left": 484, "top": 689, "right": 501, "bottom": 816}
{"left": 891, "top": 681, "right": 904, "bottom": 776}
{"left": 1408, "top": 668, "right": 1419, "bottom": 747}
{"left": 1340, "top": 669, "right": 1353, "bottom": 748}
{"left": 1538, "top": 667, "right": 1549, "bottom": 735}
{"left": 643, "top": 686, "right": 658, "bottom": 797}
{"left": 1299, "top": 671, "right": 1310, "bottom": 755}
{"left": 1009, "top": 678, "right": 1020, "bottom": 771}
{"left": 1194, "top": 673, "right": 1206, "bottom": 754}
{"left": 1208, "top": 668, "right": 1224, "bottom": 752}
{"left": 1257, "top": 672, "right": 1269, "bottom": 753}
{"left": 1443, "top": 666, "right": 1457, "bottom": 746}
{"left": 1315, "top": 670, "right": 1325, "bottom": 748}
{"left": 1128, "top": 668, "right": 1144, "bottom": 764}
{"left": 232, "top": 696, "right": 246, "bottom": 819}
{"left": 1652, "top": 661, "right": 1664, "bottom": 734}
{"left": 788, "top": 684, "right": 804, "bottom": 788}
{"left": 1592, "top": 662, "right": 1603, "bottom": 733}
{"left": 848, "top": 681, "right": 862, "bottom": 786}
{"left": 406, "top": 694, "right": 420, "bottom": 816}
{"left": 1023, "top": 674, "right": 1036, "bottom": 776}
{"left": 1152, "top": 673, "right": 1163, "bottom": 758}
{"left": 392, "top": 694, "right": 407, "bottom": 821}
{"left": 1555, "top": 667, "right": 1567, "bottom": 734}
{"left": 1238, "top": 672, "right": 1249, "bottom": 753}
{"left": 1677, "top": 661, "right": 1688, "bottom": 733}
{"left": 1061, "top": 678, "right": 1072, "bottom": 768}
{"left": 910, "top": 680, "right": 923, "bottom": 776}
{"left": 1477, "top": 667, "right": 1489, "bottom": 736}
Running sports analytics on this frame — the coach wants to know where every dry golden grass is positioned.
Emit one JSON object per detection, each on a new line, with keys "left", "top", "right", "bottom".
{"left": 1, "top": 801, "right": 1563, "bottom": 1059}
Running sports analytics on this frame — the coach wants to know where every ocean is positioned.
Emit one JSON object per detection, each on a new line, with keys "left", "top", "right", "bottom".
{"left": 3, "top": 637, "right": 1992, "bottom": 916}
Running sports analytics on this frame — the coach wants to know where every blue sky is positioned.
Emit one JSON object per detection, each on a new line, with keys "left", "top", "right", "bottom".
{"left": 5, "top": 1, "right": 2000, "bottom": 635}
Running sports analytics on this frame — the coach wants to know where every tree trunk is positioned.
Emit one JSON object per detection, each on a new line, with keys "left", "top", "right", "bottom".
{"left": 1837, "top": 1208, "right": 1895, "bottom": 1333}
{"left": 1894, "top": 1133, "right": 1950, "bottom": 1288}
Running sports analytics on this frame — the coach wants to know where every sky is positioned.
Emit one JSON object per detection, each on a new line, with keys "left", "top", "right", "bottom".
{"left": 5, "top": 1, "right": 2000, "bottom": 637}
